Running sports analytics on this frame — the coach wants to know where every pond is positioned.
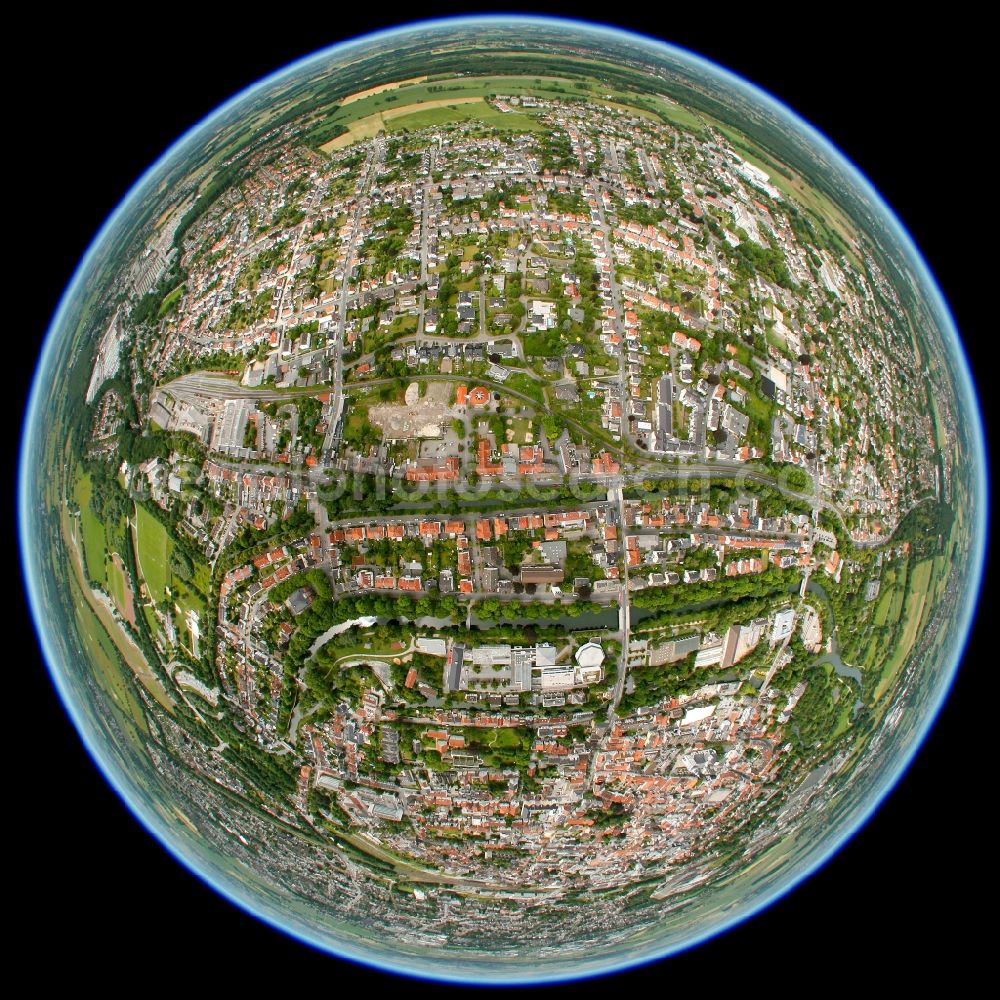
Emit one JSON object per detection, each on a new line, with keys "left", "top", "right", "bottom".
{"left": 804, "top": 579, "right": 862, "bottom": 684}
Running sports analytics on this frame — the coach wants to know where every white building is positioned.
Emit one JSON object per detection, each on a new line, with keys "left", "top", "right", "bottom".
{"left": 771, "top": 607, "right": 796, "bottom": 644}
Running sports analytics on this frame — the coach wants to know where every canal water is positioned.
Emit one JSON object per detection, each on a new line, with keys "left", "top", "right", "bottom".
{"left": 803, "top": 579, "right": 862, "bottom": 684}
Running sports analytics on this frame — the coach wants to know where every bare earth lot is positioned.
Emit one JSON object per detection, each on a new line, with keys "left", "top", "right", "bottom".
{"left": 368, "top": 381, "right": 454, "bottom": 439}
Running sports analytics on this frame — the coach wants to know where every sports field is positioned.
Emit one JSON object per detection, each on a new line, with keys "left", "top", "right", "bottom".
{"left": 134, "top": 503, "right": 170, "bottom": 604}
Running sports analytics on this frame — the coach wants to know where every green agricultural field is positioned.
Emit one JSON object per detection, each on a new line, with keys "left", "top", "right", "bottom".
{"left": 875, "top": 558, "right": 934, "bottom": 701}
{"left": 872, "top": 571, "right": 892, "bottom": 627}
{"left": 134, "top": 503, "right": 171, "bottom": 603}
{"left": 873, "top": 561, "right": 908, "bottom": 628}
{"left": 74, "top": 472, "right": 107, "bottom": 585}
{"left": 642, "top": 98, "right": 704, "bottom": 131}
{"left": 64, "top": 504, "right": 174, "bottom": 713}
{"left": 859, "top": 635, "right": 882, "bottom": 672}
{"left": 388, "top": 101, "right": 544, "bottom": 134}
{"left": 72, "top": 578, "right": 148, "bottom": 740}
{"left": 319, "top": 70, "right": 696, "bottom": 151}
{"left": 886, "top": 562, "right": 909, "bottom": 622}
{"left": 327, "top": 75, "right": 581, "bottom": 127}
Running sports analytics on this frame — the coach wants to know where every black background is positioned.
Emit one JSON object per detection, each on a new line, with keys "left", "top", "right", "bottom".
{"left": 17, "top": 4, "right": 990, "bottom": 989}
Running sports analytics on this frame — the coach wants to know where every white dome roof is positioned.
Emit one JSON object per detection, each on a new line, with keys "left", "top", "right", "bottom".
{"left": 574, "top": 641, "right": 605, "bottom": 667}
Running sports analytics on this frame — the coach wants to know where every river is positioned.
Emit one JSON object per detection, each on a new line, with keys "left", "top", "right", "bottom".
{"left": 803, "top": 579, "right": 862, "bottom": 684}
{"left": 308, "top": 615, "right": 379, "bottom": 656}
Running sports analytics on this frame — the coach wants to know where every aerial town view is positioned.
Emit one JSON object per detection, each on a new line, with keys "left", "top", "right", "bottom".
{"left": 21, "top": 16, "right": 986, "bottom": 983}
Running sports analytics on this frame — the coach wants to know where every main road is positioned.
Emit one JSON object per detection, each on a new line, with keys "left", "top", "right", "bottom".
{"left": 156, "top": 366, "right": 854, "bottom": 526}
{"left": 322, "top": 133, "right": 386, "bottom": 460}
{"left": 609, "top": 482, "right": 631, "bottom": 715}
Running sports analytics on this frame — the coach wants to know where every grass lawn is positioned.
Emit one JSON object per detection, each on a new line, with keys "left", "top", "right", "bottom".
{"left": 143, "top": 604, "right": 162, "bottom": 641}
{"left": 485, "top": 727, "right": 525, "bottom": 750}
{"left": 389, "top": 313, "right": 418, "bottom": 335}
{"left": 744, "top": 392, "right": 773, "bottom": 425}
{"left": 830, "top": 694, "right": 854, "bottom": 741}
{"left": 344, "top": 406, "right": 371, "bottom": 442}
{"left": 132, "top": 503, "right": 209, "bottom": 639}
{"left": 509, "top": 417, "right": 533, "bottom": 443}
{"left": 173, "top": 579, "right": 206, "bottom": 624}
{"left": 157, "top": 283, "right": 185, "bottom": 318}
{"left": 672, "top": 399, "right": 688, "bottom": 436}
{"left": 765, "top": 327, "right": 788, "bottom": 354}
{"left": 107, "top": 555, "right": 128, "bottom": 616}
{"left": 134, "top": 504, "right": 171, "bottom": 604}
{"left": 192, "top": 560, "right": 211, "bottom": 594}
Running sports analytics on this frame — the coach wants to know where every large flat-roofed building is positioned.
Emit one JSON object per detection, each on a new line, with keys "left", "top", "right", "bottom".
{"left": 520, "top": 566, "right": 565, "bottom": 586}
{"left": 720, "top": 625, "right": 741, "bottom": 670}
{"left": 771, "top": 607, "right": 796, "bottom": 644}
{"left": 445, "top": 644, "right": 464, "bottom": 692}
{"left": 469, "top": 645, "right": 512, "bottom": 668}
{"left": 720, "top": 619, "right": 767, "bottom": 669}
{"left": 446, "top": 642, "right": 601, "bottom": 694}
{"left": 648, "top": 634, "right": 700, "bottom": 666}
{"left": 695, "top": 641, "right": 723, "bottom": 668}
{"left": 655, "top": 373, "right": 673, "bottom": 450}
{"left": 538, "top": 666, "right": 576, "bottom": 690}
{"left": 535, "top": 644, "right": 557, "bottom": 668}
{"left": 213, "top": 398, "right": 252, "bottom": 454}
{"left": 737, "top": 618, "right": 767, "bottom": 659}
{"left": 448, "top": 643, "right": 536, "bottom": 693}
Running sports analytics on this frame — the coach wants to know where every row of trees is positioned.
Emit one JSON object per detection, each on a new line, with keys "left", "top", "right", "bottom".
{"left": 633, "top": 565, "right": 798, "bottom": 612}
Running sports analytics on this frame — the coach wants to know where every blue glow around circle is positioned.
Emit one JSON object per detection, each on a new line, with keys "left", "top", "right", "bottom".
{"left": 19, "top": 13, "right": 990, "bottom": 984}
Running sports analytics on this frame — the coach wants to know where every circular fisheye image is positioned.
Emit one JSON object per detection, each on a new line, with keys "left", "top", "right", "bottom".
{"left": 21, "top": 14, "right": 987, "bottom": 984}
